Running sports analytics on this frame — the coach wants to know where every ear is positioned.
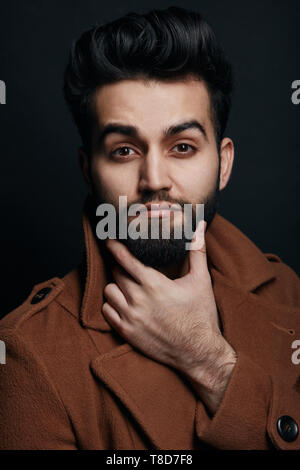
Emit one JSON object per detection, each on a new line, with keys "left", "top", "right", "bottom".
{"left": 78, "top": 146, "right": 93, "bottom": 195}
{"left": 218, "top": 137, "right": 235, "bottom": 191}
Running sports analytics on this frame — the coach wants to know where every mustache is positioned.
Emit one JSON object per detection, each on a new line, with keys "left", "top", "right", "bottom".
{"left": 127, "top": 190, "right": 191, "bottom": 210}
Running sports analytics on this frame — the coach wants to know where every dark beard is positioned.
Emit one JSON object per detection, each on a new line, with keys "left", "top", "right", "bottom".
{"left": 89, "top": 171, "right": 220, "bottom": 269}
{"left": 119, "top": 188, "right": 219, "bottom": 268}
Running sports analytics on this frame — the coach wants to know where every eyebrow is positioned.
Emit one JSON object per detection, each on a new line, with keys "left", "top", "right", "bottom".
{"left": 97, "top": 119, "right": 208, "bottom": 147}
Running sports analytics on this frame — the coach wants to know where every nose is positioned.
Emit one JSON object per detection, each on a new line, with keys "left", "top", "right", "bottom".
{"left": 138, "top": 150, "right": 172, "bottom": 193}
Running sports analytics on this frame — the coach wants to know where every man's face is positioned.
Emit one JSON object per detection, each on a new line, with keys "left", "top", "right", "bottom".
{"left": 82, "top": 78, "right": 233, "bottom": 267}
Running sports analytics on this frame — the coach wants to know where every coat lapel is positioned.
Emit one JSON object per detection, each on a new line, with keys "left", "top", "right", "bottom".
{"left": 210, "top": 270, "right": 300, "bottom": 375}
{"left": 90, "top": 342, "right": 199, "bottom": 449}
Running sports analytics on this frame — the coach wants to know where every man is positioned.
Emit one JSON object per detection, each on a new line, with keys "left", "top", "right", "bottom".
{"left": 0, "top": 6, "right": 299, "bottom": 450}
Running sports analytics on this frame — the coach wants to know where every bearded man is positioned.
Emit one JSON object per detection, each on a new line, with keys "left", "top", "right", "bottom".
{"left": 1, "top": 6, "right": 299, "bottom": 450}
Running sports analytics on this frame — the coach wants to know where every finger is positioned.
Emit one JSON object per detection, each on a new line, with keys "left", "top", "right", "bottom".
{"left": 112, "top": 266, "right": 138, "bottom": 304}
{"left": 103, "top": 282, "right": 128, "bottom": 316}
{"left": 106, "top": 238, "right": 154, "bottom": 285}
{"left": 188, "top": 219, "right": 208, "bottom": 274}
{"left": 102, "top": 302, "right": 122, "bottom": 329}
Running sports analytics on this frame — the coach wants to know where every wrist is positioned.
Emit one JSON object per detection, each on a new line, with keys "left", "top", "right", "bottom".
{"left": 182, "top": 337, "right": 237, "bottom": 414}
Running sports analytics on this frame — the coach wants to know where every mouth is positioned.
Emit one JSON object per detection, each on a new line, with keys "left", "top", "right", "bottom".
{"left": 137, "top": 201, "right": 182, "bottom": 218}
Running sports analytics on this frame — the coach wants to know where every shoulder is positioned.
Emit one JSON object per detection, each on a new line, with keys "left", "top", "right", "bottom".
{"left": 0, "top": 270, "right": 95, "bottom": 401}
{"left": 0, "top": 277, "right": 77, "bottom": 449}
{"left": 0, "top": 277, "right": 65, "bottom": 333}
{"left": 0, "top": 272, "right": 81, "bottom": 351}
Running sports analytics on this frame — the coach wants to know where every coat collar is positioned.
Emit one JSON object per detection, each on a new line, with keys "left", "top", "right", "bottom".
{"left": 78, "top": 198, "right": 110, "bottom": 331}
{"left": 74, "top": 197, "right": 275, "bottom": 332}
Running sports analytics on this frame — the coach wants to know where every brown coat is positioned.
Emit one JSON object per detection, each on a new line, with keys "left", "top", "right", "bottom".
{"left": 1, "top": 202, "right": 300, "bottom": 450}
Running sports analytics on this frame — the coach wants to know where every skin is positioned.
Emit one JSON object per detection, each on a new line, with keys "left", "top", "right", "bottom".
{"left": 80, "top": 77, "right": 237, "bottom": 415}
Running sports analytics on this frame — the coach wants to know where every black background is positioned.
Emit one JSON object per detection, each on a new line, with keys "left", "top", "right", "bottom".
{"left": 0, "top": 0, "right": 299, "bottom": 318}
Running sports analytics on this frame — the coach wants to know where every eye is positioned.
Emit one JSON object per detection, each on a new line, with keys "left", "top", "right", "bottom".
{"left": 172, "top": 143, "right": 196, "bottom": 154}
{"left": 110, "top": 146, "right": 136, "bottom": 158}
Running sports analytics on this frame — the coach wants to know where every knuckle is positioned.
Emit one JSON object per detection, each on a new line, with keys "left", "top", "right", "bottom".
{"left": 117, "top": 320, "right": 127, "bottom": 334}
{"left": 132, "top": 291, "right": 143, "bottom": 306}
{"left": 144, "top": 274, "right": 160, "bottom": 292}
{"left": 117, "top": 313, "right": 132, "bottom": 331}
{"left": 128, "top": 308, "right": 140, "bottom": 323}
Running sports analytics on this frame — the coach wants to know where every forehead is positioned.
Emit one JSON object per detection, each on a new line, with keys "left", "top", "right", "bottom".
{"left": 93, "top": 78, "right": 213, "bottom": 137}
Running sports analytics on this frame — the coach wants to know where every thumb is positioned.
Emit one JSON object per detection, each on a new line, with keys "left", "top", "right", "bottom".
{"left": 188, "top": 219, "right": 208, "bottom": 274}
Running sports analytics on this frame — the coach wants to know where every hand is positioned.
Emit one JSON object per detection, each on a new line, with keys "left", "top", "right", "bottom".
{"left": 102, "top": 220, "right": 237, "bottom": 413}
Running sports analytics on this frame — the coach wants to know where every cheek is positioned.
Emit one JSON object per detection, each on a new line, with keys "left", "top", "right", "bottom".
{"left": 91, "top": 158, "right": 138, "bottom": 204}
{"left": 172, "top": 152, "right": 219, "bottom": 202}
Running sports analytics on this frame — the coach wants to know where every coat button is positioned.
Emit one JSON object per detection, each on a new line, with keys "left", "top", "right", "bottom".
{"left": 277, "top": 415, "right": 299, "bottom": 442}
{"left": 31, "top": 287, "right": 52, "bottom": 304}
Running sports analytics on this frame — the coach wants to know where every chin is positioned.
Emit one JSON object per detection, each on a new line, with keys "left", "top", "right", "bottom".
{"left": 120, "top": 237, "right": 189, "bottom": 268}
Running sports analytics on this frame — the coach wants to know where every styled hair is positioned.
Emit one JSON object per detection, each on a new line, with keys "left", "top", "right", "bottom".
{"left": 63, "top": 6, "right": 233, "bottom": 155}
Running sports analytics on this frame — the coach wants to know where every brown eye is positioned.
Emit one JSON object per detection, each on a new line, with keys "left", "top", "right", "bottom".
{"left": 173, "top": 143, "right": 196, "bottom": 154}
{"left": 111, "top": 146, "right": 135, "bottom": 157}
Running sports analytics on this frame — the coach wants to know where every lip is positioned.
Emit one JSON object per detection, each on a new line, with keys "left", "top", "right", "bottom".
{"left": 134, "top": 201, "right": 182, "bottom": 218}
{"left": 145, "top": 201, "right": 173, "bottom": 211}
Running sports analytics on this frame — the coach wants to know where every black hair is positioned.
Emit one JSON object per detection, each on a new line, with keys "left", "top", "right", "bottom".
{"left": 63, "top": 6, "right": 233, "bottom": 155}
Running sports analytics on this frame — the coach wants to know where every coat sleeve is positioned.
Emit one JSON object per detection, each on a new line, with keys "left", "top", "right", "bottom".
{"left": 194, "top": 352, "right": 300, "bottom": 450}
{"left": 0, "top": 330, "right": 77, "bottom": 449}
